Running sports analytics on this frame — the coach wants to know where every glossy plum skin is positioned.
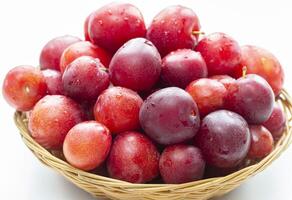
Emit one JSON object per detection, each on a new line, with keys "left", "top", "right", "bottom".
{"left": 94, "top": 87, "right": 143, "bottom": 133}
{"left": 3, "top": 66, "right": 47, "bottom": 111}
{"left": 109, "top": 38, "right": 161, "bottom": 91}
{"left": 63, "top": 121, "right": 112, "bottom": 171}
{"left": 42, "top": 69, "right": 64, "bottom": 95}
{"left": 226, "top": 74, "right": 274, "bottom": 124}
{"left": 210, "top": 75, "right": 236, "bottom": 91}
{"left": 248, "top": 125, "right": 274, "bottom": 159}
{"left": 195, "top": 110, "right": 251, "bottom": 168}
{"left": 28, "top": 95, "right": 84, "bottom": 150}
{"left": 159, "top": 144, "right": 205, "bottom": 184}
{"left": 233, "top": 45, "right": 284, "bottom": 96}
{"left": 147, "top": 5, "right": 201, "bottom": 57}
{"left": 84, "top": 13, "right": 92, "bottom": 41}
{"left": 40, "top": 35, "right": 81, "bottom": 71}
{"left": 263, "top": 103, "right": 286, "bottom": 139}
{"left": 161, "top": 49, "right": 208, "bottom": 88}
{"left": 89, "top": 2, "right": 146, "bottom": 53}
{"left": 60, "top": 41, "right": 111, "bottom": 73}
{"left": 62, "top": 56, "right": 110, "bottom": 102}
{"left": 139, "top": 87, "right": 200, "bottom": 145}
{"left": 107, "top": 131, "right": 160, "bottom": 183}
{"left": 195, "top": 32, "right": 241, "bottom": 75}
{"left": 186, "top": 78, "right": 227, "bottom": 117}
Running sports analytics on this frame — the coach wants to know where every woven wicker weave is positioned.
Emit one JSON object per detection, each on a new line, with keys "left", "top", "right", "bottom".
{"left": 14, "top": 89, "right": 292, "bottom": 200}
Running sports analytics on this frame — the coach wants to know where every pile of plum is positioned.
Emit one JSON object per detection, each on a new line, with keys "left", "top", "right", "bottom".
{"left": 2, "top": 3, "right": 286, "bottom": 184}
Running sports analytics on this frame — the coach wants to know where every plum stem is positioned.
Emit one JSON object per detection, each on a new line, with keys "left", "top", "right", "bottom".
{"left": 242, "top": 66, "right": 247, "bottom": 78}
{"left": 100, "top": 67, "right": 109, "bottom": 73}
{"left": 192, "top": 30, "right": 205, "bottom": 35}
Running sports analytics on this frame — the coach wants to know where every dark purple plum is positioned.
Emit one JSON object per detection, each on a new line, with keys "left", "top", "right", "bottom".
{"left": 62, "top": 56, "right": 110, "bottom": 102}
{"left": 161, "top": 49, "right": 207, "bottom": 88}
{"left": 226, "top": 74, "right": 274, "bottom": 124}
{"left": 109, "top": 38, "right": 161, "bottom": 91}
{"left": 195, "top": 110, "right": 251, "bottom": 168}
{"left": 139, "top": 87, "right": 200, "bottom": 145}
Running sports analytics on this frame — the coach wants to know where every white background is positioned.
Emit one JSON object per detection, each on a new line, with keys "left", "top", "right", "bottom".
{"left": 0, "top": 0, "right": 291, "bottom": 199}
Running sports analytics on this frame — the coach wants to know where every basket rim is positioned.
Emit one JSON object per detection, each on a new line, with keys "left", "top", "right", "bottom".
{"left": 14, "top": 89, "right": 292, "bottom": 190}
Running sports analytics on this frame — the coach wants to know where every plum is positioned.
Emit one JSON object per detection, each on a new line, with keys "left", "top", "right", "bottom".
{"left": 40, "top": 35, "right": 81, "bottom": 71}
{"left": 89, "top": 2, "right": 146, "bottom": 53}
{"left": 159, "top": 144, "right": 205, "bottom": 183}
{"left": 28, "top": 95, "right": 84, "bottom": 150}
{"left": 147, "top": 5, "right": 201, "bottom": 56}
{"left": 195, "top": 110, "right": 251, "bottom": 168}
{"left": 161, "top": 49, "right": 207, "bottom": 88}
{"left": 94, "top": 87, "right": 143, "bottom": 133}
{"left": 109, "top": 38, "right": 161, "bottom": 91}
{"left": 63, "top": 121, "right": 112, "bottom": 171}
{"left": 107, "top": 131, "right": 160, "bottom": 183}
{"left": 140, "top": 87, "right": 200, "bottom": 145}
{"left": 3, "top": 65, "right": 47, "bottom": 111}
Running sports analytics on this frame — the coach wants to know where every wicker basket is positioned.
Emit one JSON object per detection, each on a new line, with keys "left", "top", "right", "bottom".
{"left": 14, "top": 89, "right": 292, "bottom": 200}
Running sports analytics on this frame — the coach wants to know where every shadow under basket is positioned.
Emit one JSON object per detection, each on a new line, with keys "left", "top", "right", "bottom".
{"left": 14, "top": 89, "right": 292, "bottom": 200}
